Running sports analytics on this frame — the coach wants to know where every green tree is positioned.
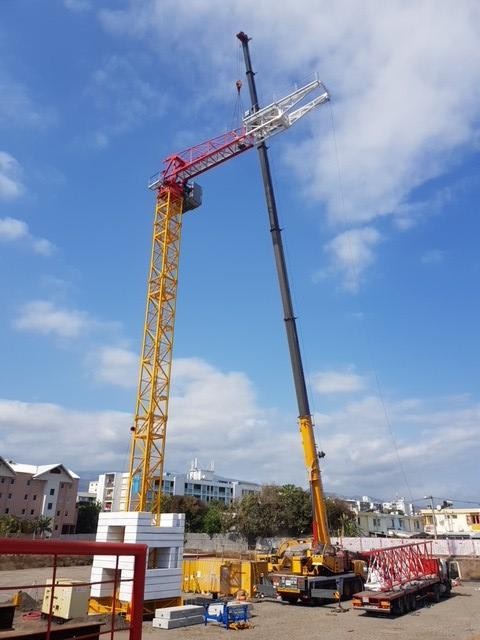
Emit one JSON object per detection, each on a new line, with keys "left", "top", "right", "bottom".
{"left": 32, "top": 516, "right": 52, "bottom": 538}
{"left": 231, "top": 485, "right": 312, "bottom": 546}
{"left": 0, "top": 515, "right": 21, "bottom": 537}
{"left": 276, "top": 484, "right": 312, "bottom": 537}
{"left": 325, "top": 498, "right": 357, "bottom": 536}
{"left": 202, "top": 502, "right": 227, "bottom": 537}
{"left": 20, "top": 518, "right": 37, "bottom": 535}
{"left": 161, "top": 495, "right": 207, "bottom": 533}
{"left": 76, "top": 502, "right": 102, "bottom": 534}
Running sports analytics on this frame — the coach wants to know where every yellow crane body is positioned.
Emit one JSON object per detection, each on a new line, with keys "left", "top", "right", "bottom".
{"left": 126, "top": 186, "right": 184, "bottom": 523}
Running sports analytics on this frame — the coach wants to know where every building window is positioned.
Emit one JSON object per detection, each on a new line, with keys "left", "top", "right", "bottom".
{"left": 55, "top": 525, "right": 58, "bottom": 531}
{"left": 65, "top": 511, "right": 68, "bottom": 516}
{"left": 8, "top": 494, "right": 12, "bottom": 499}
{"left": 21, "top": 509, "right": 25, "bottom": 515}
{"left": 56, "top": 511, "right": 60, "bottom": 516}
{"left": 5, "top": 508, "right": 9, "bottom": 514}
{"left": 33, "top": 495, "right": 37, "bottom": 500}
{"left": 30, "top": 509, "right": 34, "bottom": 515}
{"left": 24, "top": 495, "right": 28, "bottom": 500}
{"left": 467, "top": 513, "right": 480, "bottom": 525}
{"left": 50, "top": 488, "right": 55, "bottom": 496}
{"left": 10, "top": 479, "right": 14, "bottom": 484}
{"left": 47, "top": 503, "right": 52, "bottom": 510}
{"left": 27, "top": 480, "right": 31, "bottom": 486}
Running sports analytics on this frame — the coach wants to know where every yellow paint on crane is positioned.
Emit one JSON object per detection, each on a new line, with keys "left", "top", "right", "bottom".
{"left": 126, "top": 187, "right": 184, "bottom": 522}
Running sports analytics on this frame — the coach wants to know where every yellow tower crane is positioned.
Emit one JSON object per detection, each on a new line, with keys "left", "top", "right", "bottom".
{"left": 125, "top": 79, "right": 330, "bottom": 524}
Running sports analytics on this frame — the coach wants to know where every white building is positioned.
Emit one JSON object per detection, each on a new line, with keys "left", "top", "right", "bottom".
{"left": 93, "top": 472, "right": 126, "bottom": 512}
{"left": 381, "top": 497, "right": 414, "bottom": 516}
{"left": 420, "top": 507, "right": 480, "bottom": 538}
{"left": 356, "top": 511, "right": 423, "bottom": 537}
{"left": 91, "top": 460, "right": 261, "bottom": 511}
{"left": 76, "top": 491, "right": 98, "bottom": 505}
{"left": 343, "top": 494, "right": 423, "bottom": 537}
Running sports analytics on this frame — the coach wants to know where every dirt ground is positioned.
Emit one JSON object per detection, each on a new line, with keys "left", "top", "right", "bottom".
{"left": 0, "top": 566, "right": 479, "bottom": 640}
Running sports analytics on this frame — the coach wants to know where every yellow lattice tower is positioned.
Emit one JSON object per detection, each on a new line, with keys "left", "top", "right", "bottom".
{"left": 126, "top": 186, "right": 184, "bottom": 524}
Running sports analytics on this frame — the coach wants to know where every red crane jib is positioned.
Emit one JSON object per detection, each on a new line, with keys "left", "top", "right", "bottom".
{"left": 159, "top": 128, "right": 255, "bottom": 189}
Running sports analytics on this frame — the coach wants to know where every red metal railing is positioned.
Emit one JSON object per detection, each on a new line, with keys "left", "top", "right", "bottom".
{"left": 0, "top": 538, "right": 147, "bottom": 640}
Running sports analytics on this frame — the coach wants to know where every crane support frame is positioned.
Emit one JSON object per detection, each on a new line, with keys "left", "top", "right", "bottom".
{"left": 127, "top": 186, "right": 184, "bottom": 521}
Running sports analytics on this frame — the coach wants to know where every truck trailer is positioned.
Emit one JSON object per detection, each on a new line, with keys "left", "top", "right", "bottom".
{"left": 351, "top": 541, "right": 451, "bottom": 616}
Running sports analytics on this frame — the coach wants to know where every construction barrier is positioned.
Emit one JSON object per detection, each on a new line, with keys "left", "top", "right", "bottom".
{"left": 331, "top": 536, "right": 480, "bottom": 557}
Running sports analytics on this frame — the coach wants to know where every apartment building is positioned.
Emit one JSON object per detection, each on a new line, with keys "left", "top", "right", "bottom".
{"left": 91, "top": 460, "right": 261, "bottom": 511}
{"left": 356, "top": 511, "right": 423, "bottom": 537}
{"left": 0, "top": 457, "right": 79, "bottom": 536}
{"left": 420, "top": 507, "right": 480, "bottom": 538}
{"left": 342, "top": 494, "right": 423, "bottom": 537}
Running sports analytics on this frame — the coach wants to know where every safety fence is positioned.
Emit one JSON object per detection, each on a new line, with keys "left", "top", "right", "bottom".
{"left": 0, "top": 538, "right": 147, "bottom": 640}
{"left": 331, "top": 536, "right": 480, "bottom": 557}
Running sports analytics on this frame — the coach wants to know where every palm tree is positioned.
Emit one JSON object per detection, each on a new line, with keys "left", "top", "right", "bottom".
{"left": 33, "top": 516, "right": 52, "bottom": 538}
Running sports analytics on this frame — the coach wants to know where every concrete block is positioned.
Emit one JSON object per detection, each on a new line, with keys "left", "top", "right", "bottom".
{"left": 154, "top": 605, "right": 204, "bottom": 619}
{"left": 152, "top": 615, "right": 204, "bottom": 629}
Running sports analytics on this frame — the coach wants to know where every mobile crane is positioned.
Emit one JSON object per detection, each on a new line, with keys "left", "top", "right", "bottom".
{"left": 237, "top": 32, "right": 365, "bottom": 603}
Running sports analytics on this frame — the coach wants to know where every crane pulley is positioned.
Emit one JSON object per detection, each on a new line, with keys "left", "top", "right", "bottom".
{"left": 126, "top": 74, "right": 329, "bottom": 524}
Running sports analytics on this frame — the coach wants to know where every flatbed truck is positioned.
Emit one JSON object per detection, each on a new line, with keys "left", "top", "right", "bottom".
{"left": 352, "top": 558, "right": 452, "bottom": 615}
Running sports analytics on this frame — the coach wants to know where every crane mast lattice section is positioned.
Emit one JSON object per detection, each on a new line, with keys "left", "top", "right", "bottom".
{"left": 127, "top": 187, "right": 184, "bottom": 522}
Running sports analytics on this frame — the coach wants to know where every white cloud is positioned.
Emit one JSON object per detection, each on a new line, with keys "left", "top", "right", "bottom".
{"left": 0, "top": 68, "right": 55, "bottom": 130}
{"left": 0, "top": 217, "right": 55, "bottom": 255}
{"left": 14, "top": 300, "right": 91, "bottom": 339}
{"left": 63, "top": 0, "right": 91, "bottom": 12}
{"left": 87, "top": 54, "right": 168, "bottom": 147}
{"left": 99, "top": 1, "right": 480, "bottom": 288}
{"left": 91, "top": 346, "right": 138, "bottom": 388}
{"left": 0, "top": 360, "right": 479, "bottom": 499}
{"left": 0, "top": 217, "right": 27, "bottom": 240}
{"left": 318, "top": 227, "right": 382, "bottom": 291}
{"left": 312, "top": 368, "right": 366, "bottom": 395}
{"left": 0, "top": 399, "right": 130, "bottom": 471}
{"left": 421, "top": 249, "right": 444, "bottom": 265}
{"left": 317, "top": 395, "right": 480, "bottom": 500}
{"left": 0, "top": 153, "right": 23, "bottom": 200}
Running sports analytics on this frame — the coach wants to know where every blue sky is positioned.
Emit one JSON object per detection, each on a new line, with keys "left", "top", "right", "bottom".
{"left": 1, "top": 0, "right": 480, "bottom": 504}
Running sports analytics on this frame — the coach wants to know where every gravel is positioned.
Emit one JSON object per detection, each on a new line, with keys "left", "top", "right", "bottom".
{"left": 0, "top": 566, "right": 479, "bottom": 639}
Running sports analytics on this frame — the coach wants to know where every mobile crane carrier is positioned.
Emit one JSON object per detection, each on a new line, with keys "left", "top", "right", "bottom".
{"left": 237, "top": 32, "right": 365, "bottom": 604}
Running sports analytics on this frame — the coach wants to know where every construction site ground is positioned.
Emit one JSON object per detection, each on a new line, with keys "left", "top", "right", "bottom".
{"left": 1, "top": 566, "right": 479, "bottom": 640}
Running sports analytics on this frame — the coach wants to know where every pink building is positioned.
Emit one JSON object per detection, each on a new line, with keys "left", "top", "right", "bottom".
{"left": 0, "top": 458, "right": 79, "bottom": 536}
